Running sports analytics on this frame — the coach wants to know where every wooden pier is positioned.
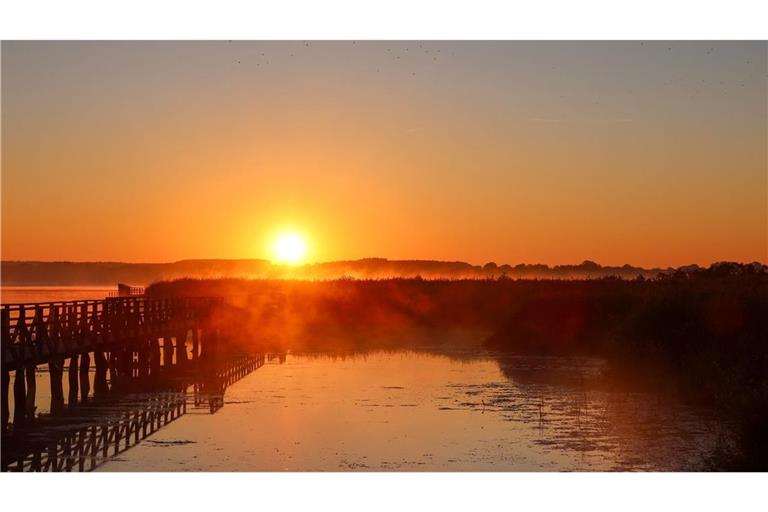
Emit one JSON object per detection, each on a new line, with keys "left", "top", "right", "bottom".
{"left": 1, "top": 353, "right": 266, "bottom": 472}
{"left": 1, "top": 295, "right": 267, "bottom": 471}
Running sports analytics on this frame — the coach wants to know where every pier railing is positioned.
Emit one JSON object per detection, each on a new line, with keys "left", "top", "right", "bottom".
{"left": 1, "top": 294, "right": 249, "bottom": 438}
{"left": 1, "top": 293, "right": 272, "bottom": 471}
{"left": 1, "top": 296, "right": 220, "bottom": 371}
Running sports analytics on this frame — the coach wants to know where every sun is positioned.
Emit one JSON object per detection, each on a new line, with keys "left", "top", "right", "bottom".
{"left": 272, "top": 231, "right": 308, "bottom": 265}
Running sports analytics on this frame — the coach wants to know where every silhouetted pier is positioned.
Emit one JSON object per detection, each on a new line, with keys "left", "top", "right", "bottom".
{"left": 1, "top": 295, "right": 268, "bottom": 471}
{"left": 2, "top": 353, "right": 266, "bottom": 472}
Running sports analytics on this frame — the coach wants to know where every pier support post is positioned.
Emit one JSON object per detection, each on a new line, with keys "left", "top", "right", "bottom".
{"left": 120, "top": 349, "right": 132, "bottom": 388}
{"left": 138, "top": 344, "right": 150, "bottom": 380}
{"left": 163, "top": 336, "right": 173, "bottom": 372}
{"left": 94, "top": 351, "right": 108, "bottom": 397}
{"left": 177, "top": 330, "right": 189, "bottom": 367}
{"left": 120, "top": 349, "right": 135, "bottom": 386}
{"left": 68, "top": 354, "right": 79, "bottom": 407}
{"left": 49, "top": 359, "right": 65, "bottom": 415}
{"left": 24, "top": 364, "right": 36, "bottom": 421}
{"left": 79, "top": 352, "right": 91, "bottom": 403}
{"left": 2, "top": 369, "right": 10, "bottom": 432}
{"left": 192, "top": 329, "right": 200, "bottom": 362}
{"left": 108, "top": 351, "right": 120, "bottom": 391}
{"left": 13, "top": 367, "right": 26, "bottom": 426}
{"left": 138, "top": 344, "right": 151, "bottom": 391}
{"left": 150, "top": 338, "right": 162, "bottom": 377}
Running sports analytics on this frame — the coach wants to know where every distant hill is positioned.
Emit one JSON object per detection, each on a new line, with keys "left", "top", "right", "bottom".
{"left": 0, "top": 257, "right": 712, "bottom": 286}
{"left": 0, "top": 259, "right": 273, "bottom": 286}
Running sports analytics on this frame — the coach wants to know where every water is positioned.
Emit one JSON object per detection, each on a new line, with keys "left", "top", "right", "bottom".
{"left": 1, "top": 287, "right": 724, "bottom": 471}
{"left": 1, "top": 286, "right": 114, "bottom": 304}
{"left": 94, "top": 350, "right": 720, "bottom": 471}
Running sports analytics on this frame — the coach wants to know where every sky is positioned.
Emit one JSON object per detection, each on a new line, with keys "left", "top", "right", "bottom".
{"left": 1, "top": 41, "right": 766, "bottom": 267}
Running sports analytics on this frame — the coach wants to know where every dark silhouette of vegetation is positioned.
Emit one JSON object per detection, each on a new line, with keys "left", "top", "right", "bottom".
{"left": 146, "top": 261, "right": 768, "bottom": 470}
{"left": 2, "top": 257, "right": 713, "bottom": 286}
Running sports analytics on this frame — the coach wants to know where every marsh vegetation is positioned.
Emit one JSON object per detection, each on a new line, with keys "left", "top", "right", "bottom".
{"left": 146, "top": 262, "right": 767, "bottom": 470}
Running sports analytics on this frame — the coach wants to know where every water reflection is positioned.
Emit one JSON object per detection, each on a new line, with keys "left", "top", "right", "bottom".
{"left": 97, "top": 348, "right": 724, "bottom": 471}
{"left": 1, "top": 355, "right": 266, "bottom": 471}
{"left": 441, "top": 354, "right": 722, "bottom": 470}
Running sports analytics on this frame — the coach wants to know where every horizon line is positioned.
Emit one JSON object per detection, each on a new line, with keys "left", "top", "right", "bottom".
{"left": 2, "top": 257, "right": 766, "bottom": 269}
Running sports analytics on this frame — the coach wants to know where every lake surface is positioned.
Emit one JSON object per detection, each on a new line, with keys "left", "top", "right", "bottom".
{"left": 2, "top": 287, "right": 724, "bottom": 471}
{"left": 93, "top": 350, "right": 721, "bottom": 472}
{"left": 1, "top": 286, "right": 114, "bottom": 304}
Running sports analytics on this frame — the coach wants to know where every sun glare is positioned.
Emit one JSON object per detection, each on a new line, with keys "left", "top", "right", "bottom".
{"left": 272, "top": 232, "right": 308, "bottom": 265}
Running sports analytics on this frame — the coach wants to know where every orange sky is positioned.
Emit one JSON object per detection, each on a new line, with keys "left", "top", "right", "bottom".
{"left": 2, "top": 41, "right": 766, "bottom": 267}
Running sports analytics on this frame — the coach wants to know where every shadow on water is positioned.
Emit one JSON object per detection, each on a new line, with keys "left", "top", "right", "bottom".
{"left": 1, "top": 354, "right": 271, "bottom": 472}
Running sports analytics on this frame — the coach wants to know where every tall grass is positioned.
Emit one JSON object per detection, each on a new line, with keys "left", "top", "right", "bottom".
{"left": 146, "top": 262, "right": 767, "bottom": 469}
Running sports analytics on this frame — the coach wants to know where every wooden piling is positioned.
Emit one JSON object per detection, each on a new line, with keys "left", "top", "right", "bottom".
{"left": 138, "top": 342, "right": 151, "bottom": 380}
{"left": 111, "top": 350, "right": 121, "bottom": 391}
{"left": 13, "top": 367, "right": 26, "bottom": 426}
{"left": 24, "top": 364, "right": 36, "bottom": 422}
{"left": 191, "top": 328, "right": 200, "bottom": 361}
{"left": 107, "top": 351, "right": 116, "bottom": 385}
{"left": 163, "top": 336, "right": 173, "bottom": 371}
{"left": 137, "top": 345, "right": 146, "bottom": 379}
{"left": 177, "top": 330, "right": 189, "bottom": 366}
{"left": 68, "top": 354, "right": 79, "bottom": 407}
{"left": 2, "top": 369, "right": 9, "bottom": 432}
{"left": 120, "top": 350, "right": 132, "bottom": 385}
{"left": 131, "top": 351, "right": 139, "bottom": 379}
{"left": 94, "top": 351, "right": 108, "bottom": 397}
{"left": 150, "top": 338, "right": 162, "bottom": 377}
{"left": 49, "top": 358, "right": 65, "bottom": 415}
{"left": 79, "top": 352, "right": 91, "bottom": 403}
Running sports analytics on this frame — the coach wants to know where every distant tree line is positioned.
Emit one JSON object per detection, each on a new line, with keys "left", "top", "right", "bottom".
{"left": 8, "top": 258, "right": 765, "bottom": 285}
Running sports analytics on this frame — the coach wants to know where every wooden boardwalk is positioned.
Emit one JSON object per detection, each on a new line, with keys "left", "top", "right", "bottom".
{"left": 1, "top": 295, "right": 268, "bottom": 471}
{"left": 1, "top": 296, "right": 219, "bottom": 370}
{"left": 2, "top": 296, "right": 223, "bottom": 428}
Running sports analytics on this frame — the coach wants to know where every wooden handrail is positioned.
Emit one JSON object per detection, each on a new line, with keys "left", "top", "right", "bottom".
{"left": 1, "top": 296, "right": 221, "bottom": 370}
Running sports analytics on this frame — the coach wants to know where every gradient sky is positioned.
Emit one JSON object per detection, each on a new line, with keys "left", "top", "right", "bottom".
{"left": 2, "top": 41, "right": 766, "bottom": 267}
